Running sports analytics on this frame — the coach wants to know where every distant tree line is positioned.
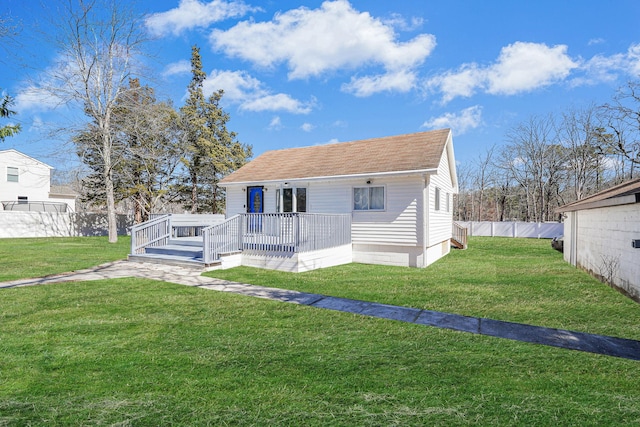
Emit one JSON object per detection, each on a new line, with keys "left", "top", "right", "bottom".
{"left": 456, "top": 81, "right": 640, "bottom": 222}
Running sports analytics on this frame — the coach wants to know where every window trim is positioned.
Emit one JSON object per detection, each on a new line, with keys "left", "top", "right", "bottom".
{"left": 277, "top": 185, "right": 307, "bottom": 213}
{"left": 435, "top": 186, "right": 441, "bottom": 211}
{"left": 353, "top": 185, "right": 386, "bottom": 212}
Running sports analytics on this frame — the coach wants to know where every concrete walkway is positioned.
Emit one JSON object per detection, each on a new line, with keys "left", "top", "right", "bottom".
{"left": 2, "top": 260, "right": 639, "bottom": 361}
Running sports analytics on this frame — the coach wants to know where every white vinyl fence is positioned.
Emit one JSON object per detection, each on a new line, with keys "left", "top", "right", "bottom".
{"left": 0, "top": 211, "right": 134, "bottom": 238}
{"left": 455, "top": 221, "right": 564, "bottom": 239}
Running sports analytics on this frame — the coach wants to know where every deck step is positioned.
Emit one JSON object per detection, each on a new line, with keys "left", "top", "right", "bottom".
{"left": 146, "top": 244, "right": 203, "bottom": 258}
{"left": 168, "top": 237, "right": 203, "bottom": 247}
{"left": 128, "top": 253, "right": 220, "bottom": 269}
{"left": 450, "top": 237, "right": 466, "bottom": 250}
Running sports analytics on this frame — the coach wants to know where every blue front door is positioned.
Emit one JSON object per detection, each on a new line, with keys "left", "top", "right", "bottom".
{"left": 247, "top": 187, "right": 264, "bottom": 213}
{"left": 247, "top": 186, "right": 264, "bottom": 232}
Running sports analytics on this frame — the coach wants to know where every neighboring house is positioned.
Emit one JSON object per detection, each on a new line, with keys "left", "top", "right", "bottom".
{"left": 219, "top": 128, "right": 458, "bottom": 268}
{"left": 0, "top": 149, "right": 76, "bottom": 212}
{"left": 557, "top": 178, "right": 640, "bottom": 301}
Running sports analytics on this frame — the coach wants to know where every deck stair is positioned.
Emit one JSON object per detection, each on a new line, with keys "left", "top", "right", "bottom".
{"left": 451, "top": 222, "right": 468, "bottom": 250}
{"left": 130, "top": 213, "right": 352, "bottom": 272}
{"left": 128, "top": 237, "right": 218, "bottom": 268}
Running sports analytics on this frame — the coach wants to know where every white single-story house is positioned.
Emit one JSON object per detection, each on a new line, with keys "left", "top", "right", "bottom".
{"left": 218, "top": 128, "right": 459, "bottom": 269}
{"left": 557, "top": 178, "right": 640, "bottom": 301}
{"left": 0, "top": 149, "right": 76, "bottom": 212}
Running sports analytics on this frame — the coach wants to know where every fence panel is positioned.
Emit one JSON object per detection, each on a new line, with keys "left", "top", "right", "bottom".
{"left": 0, "top": 211, "right": 133, "bottom": 238}
{"left": 455, "top": 221, "right": 564, "bottom": 238}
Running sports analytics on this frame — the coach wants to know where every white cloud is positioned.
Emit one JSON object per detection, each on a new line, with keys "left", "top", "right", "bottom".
{"left": 422, "top": 105, "right": 482, "bottom": 135}
{"left": 15, "top": 85, "right": 63, "bottom": 113}
{"left": 572, "top": 43, "right": 640, "bottom": 86}
{"left": 145, "top": 0, "right": 257, "bottom": 37}
{"left": 301, "top": 122, "right": 315, "bottom": 132}
{"left": 162, "top": 60, "right": 192, "bottom": 77}
{"left": 205, "top": 69, "right": 262, "bottom": 102}
{"left": 383, "top": 13, "right": 424, "bottom": 32}
{"left": 487, "top": 42, "right": 577, "bottom": 95}
{"left": 428, "top": 42, "right": 578, "bottom": 103}
{"left": 205, "top": 69, "right": 314, "bottom": 114}
{"left": 210, "top": 0, "right": 435, "bottom": 95}
{"left": 342, "top": 69, "right": 418, "bottom": 97}
{"left": 268, "top": 116, "right": 282, "bottom": 130}
{"left": 240, "top": 93, "right": 313, "bottom": 114}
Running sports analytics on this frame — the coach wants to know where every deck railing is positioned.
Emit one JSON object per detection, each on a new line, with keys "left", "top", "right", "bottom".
{"left": 202, "top": 215, "right": 243, "bottom": 263}
{"left": 131, "top": 214, "right": 171, "bottom": 254}
{"left": 452, "top": 221, "right": 468, "bottom": 249}
{"left": 202, "top": 213, "right": 352, "bottom": 262}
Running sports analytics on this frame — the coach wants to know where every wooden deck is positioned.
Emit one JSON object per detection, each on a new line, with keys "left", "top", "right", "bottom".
{"left": 129, "top": 213, "right": 353, "bottom": 272}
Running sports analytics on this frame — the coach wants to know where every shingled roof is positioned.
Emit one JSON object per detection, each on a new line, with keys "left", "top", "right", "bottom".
{"left": 220, "top": 129, "right": 452, "bottom": 184}
{"left": 557, "top": 177, "right": 640, "bottom": 212}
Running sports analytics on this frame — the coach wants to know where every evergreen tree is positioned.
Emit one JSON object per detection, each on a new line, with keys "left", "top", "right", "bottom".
{"left": 179, "top": 46, "right": 252, "bottom": 213}
{"left": 0, "top": 91, "right": 20, "bottom": 141}
{"left": 77, "top": 79, "right": 185, "bottom": 222}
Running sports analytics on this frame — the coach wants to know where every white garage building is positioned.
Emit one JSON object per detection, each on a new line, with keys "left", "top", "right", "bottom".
{"left": 557, "top": 178, "right": 640, "bottom": 302}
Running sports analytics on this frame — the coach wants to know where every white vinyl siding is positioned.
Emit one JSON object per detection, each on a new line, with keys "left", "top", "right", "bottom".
{"left": 352, "top": 178, "right": 421, "bottom": 246}
{"left": 0, "top": 150, "right": 52, "bottom": 203}
{"left": 428, "top": 146, "right": 455, "bottom": 247}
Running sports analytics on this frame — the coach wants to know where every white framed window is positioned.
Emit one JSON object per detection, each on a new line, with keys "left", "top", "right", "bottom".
{"left": 446, "top": 192, "right": 450, "bottom": 213}
{"left": 7, "top": 167, "right": 18, "bottom": 182}
{"left": 435, "top": 187, "right": 441, "bottom": 211}
{"left": 277, "top": 186, "right": 307, "bottom": 212}
{"left": 354, "top": 186, "right": 385, "bottom": 211}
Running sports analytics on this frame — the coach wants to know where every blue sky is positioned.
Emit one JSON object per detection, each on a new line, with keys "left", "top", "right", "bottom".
{"left": 2, "top": 0, "right": 640, "bottom": 172}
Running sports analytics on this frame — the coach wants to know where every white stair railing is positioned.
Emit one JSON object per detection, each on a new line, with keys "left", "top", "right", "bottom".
{"left": 130, "top": 215, "right": 171, "bottom": 254}
{"left": 202, "top": 215, "right": 243, "bottom": 263}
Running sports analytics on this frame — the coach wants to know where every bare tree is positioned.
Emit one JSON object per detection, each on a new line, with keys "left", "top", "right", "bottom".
{"left": 502, "top": 114, "right": 563, "bottom": 222}
{"left": 599, "top": 80, "right": 640, "bottom": 179}
{"left": 38, "top": 0, "right": 147, "bottom": 242}
{"left": 454, "top": 162, "right": 475, "bottom": 221}
{"left": 472, "top": 146, "right": 495, "bottom": 221}
{"left": 558, "top": 105, "right": 602, "bottom": 201}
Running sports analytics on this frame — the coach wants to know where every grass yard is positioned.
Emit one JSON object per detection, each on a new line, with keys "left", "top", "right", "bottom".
{"left": 207, "top": 237, "right": 640, "bottom": 339}
{"left": 0, "top": 236, "right": 131, "bottom": 281}
{"left": 0, "top": 236, "right": 639, "bottom": 425}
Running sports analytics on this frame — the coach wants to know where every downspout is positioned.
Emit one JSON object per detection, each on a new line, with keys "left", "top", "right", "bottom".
{"left": 422, "top": 174, "right": 430, "bottom": 268}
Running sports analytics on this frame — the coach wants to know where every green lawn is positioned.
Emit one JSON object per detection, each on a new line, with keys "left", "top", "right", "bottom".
{"left": 1, "top": 236, "right": 639, "bottom": 425}
{"left": 207, "top": 237, "right": 640, "bottom": 339}
{"left": 0, "top": 236, "right": 131, "bottom": 281}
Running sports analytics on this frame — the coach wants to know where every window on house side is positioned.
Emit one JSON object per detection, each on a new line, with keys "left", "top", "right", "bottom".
{"left": 278, "top": 186, "right": 307, "bottom": 213}
{"left": 7, "top": 167, "right": 18, "bottom": 182}
{"left": 435, "top": 187, "right": 441, "bottom": 211}
{"left": 296, "top": 187, "right": 307, "bottom": 212}
{"left": 446, "top": 192, "right": 450, "bottom": 212}
{"left": 283, "top": 188, "right": 293, "bottom": 212}
{"left": 354, "top": 186, "right": 384, "bottom": 211}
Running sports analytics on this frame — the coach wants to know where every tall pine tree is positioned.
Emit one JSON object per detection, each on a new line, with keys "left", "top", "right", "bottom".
{"left": 180, "top": 46, "right": 251, "bottom": 213}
